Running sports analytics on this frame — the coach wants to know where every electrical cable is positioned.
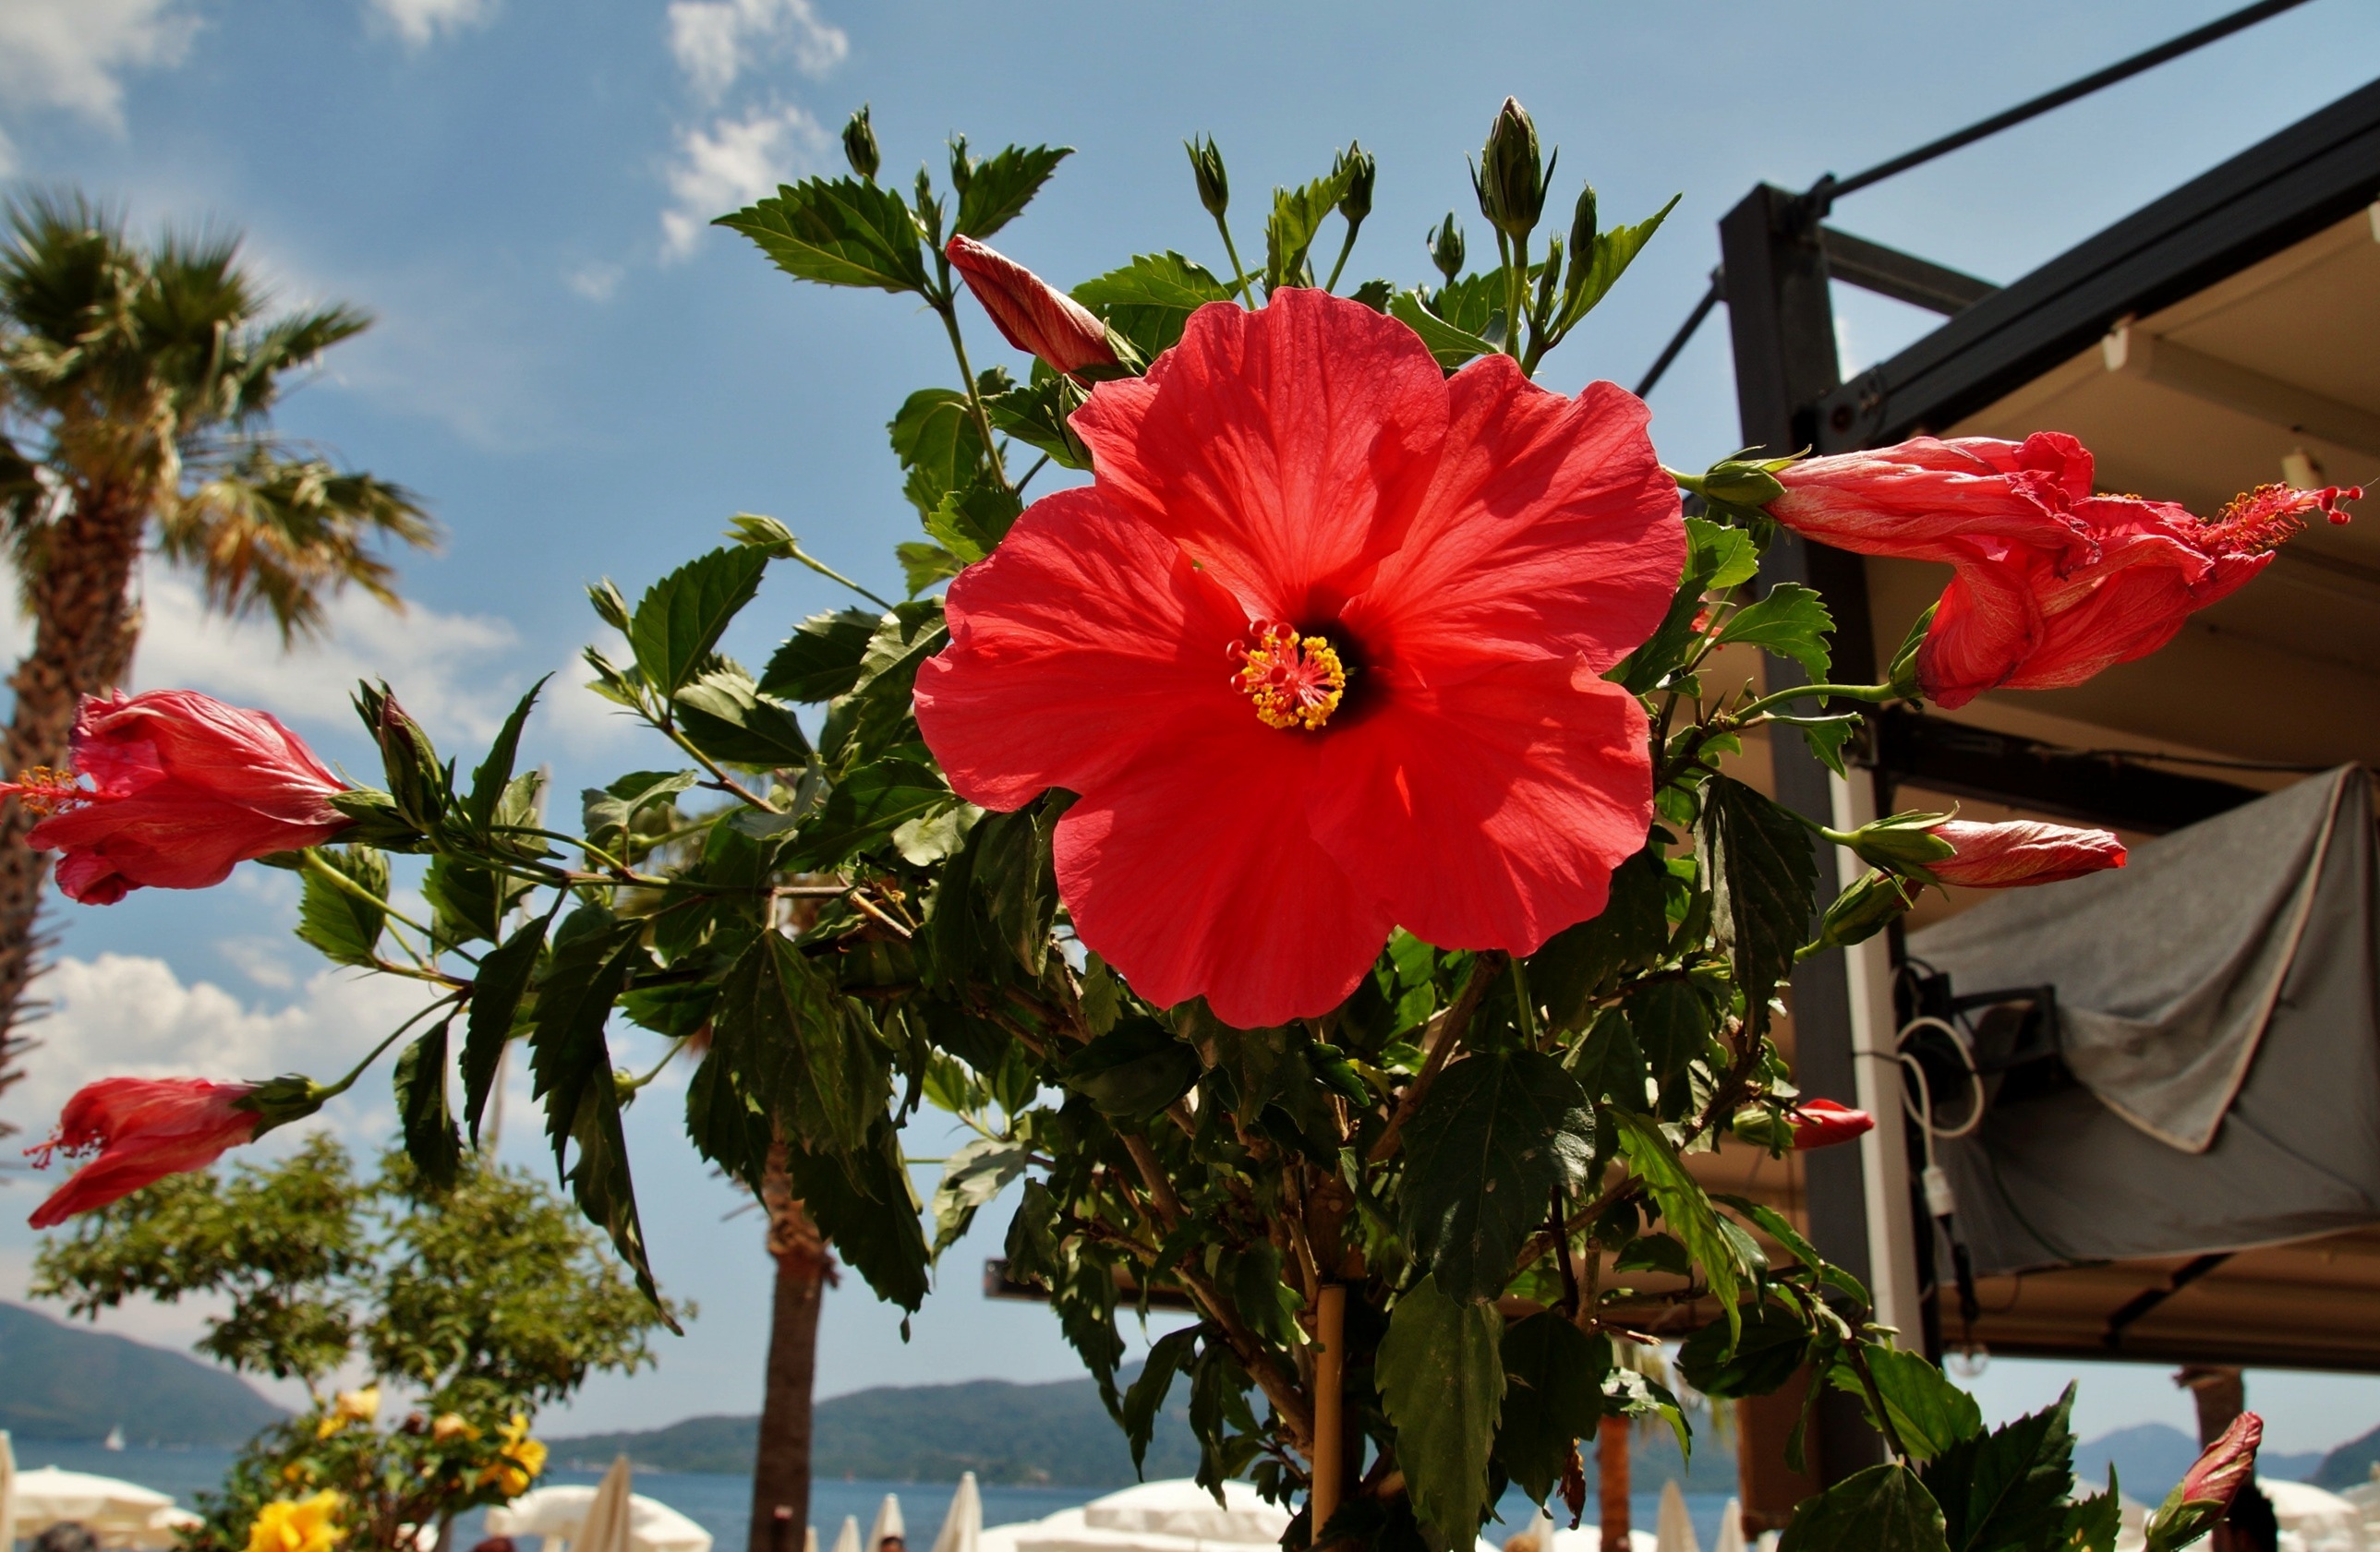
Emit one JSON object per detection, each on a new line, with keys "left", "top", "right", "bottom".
{"left": 1896, "top": 1013, "right": 1988, "bottom": 1348}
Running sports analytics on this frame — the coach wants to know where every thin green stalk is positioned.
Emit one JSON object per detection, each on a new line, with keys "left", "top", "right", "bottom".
{"left": 931, "top": 283, "right": 1012, "bottom": 497}
{"left": 1734, "top": 680, "right": 1898, "bottom": 721}
{"left": 1322, "top": 223, "right": 1359, "bottom": 293}
{"left": 1510, "top": 953, "right": 1540, "bottom": 1046}
{"left": 1505, "top": 233, "right": 1528, "bottom": 360}
{"left": 314, "top": 993, "right": 465, "bottom": 1101}
{"left": 1214, "top": 216, "right": 1257, "bottom": 305}
{"left": 785, "top": 541, "right": 895, "bottom": 612}
{"left": 301, "top": 848, "right": 441, "bottom": 943}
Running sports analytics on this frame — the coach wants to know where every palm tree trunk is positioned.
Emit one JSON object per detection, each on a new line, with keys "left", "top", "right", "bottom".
{"left": 750, "top": 1140, "right": 836, "bottom": 1552}
{"left": 1596, "top": 1415, "right": 1630, "bottom": 1552}
{"left": 0, "top": 482, "right": 146, "bottom": 1040}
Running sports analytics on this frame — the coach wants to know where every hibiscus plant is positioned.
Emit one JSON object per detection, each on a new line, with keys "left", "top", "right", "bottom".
{"left": 11, "top": 101, "right": 2348, "bottom": 1552}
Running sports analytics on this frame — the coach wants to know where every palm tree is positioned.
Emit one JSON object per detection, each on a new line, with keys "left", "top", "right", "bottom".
{"left": 0, "top": 189, "right": 436, "bottom": 1046}
{"left": 752, "top": 1141, "right": 835, "bottom": 1552}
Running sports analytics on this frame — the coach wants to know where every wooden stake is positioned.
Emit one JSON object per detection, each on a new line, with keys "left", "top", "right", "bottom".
{"left": 1311, "top": 1283, "right": 1347, "bottom": 1549}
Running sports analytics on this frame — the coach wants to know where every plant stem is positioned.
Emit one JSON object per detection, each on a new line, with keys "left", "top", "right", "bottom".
{"left": 654, "top": 719, "right": 782, "bottom": 814}
{"left": 1214, "top": 216, "right": 1257, "bottom": 305}
{"left": 933, "top": 294, "right": 1012, "bottom": 496}
{"left": 1734, "top": 680, "right": 1898, "bottom": 721}
{"left": 1322, "top": 222, "right": 1359, "bottom": 293}
{"left": 1505, "top": 233, "right": 1528, "bottom": 360}
{"left": 784, "top": 542, "right": 895, "bottom": 613}
{"left": 315, "top": 993, "right": 465, "bottom": 1100}
{"left": 1843, "top": 1341, "right": 1916, "bottom": 1462}
{"left": 301, "top": 848, "right": 438, "bottom": 943}
{"left": 1368, "top": 951, "right": 1504, "bottom": 1164}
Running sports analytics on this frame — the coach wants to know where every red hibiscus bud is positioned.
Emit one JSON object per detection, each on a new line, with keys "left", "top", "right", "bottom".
{"left": 1766, "top": 434, "right": 2359, "bottom": 708}
{"left": 2179, "top": 1412, "right": 2261, "bottom": 1510}
{"left": 944, "top": 235, "right": 1118, "bottom": 377}
{"left": 26, "top": 1078, "right": 266, "bottom": 1226}
{"left": 1926, "top": 818, "right": 2125, "bottom": 888}
{"left": 0, "top": 690, "right": 351, "bottom": 904}
{"left": 1790, "top": 1098, "right": 1874, "bottom": 1150}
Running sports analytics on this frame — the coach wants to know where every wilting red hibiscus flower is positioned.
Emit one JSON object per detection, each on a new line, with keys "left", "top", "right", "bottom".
{"left": 26, "top": 1077, "right": 263, "bottom": 1226}
{"left": 946, "top": 235, "right": 1118, "bottom": 378}
{"left": 1790, "top": 1098, "right": 1875, "bottom": 1150}
{"left": 0, "top": 690, "right": 351, "bottom": 904}
{"left": 1926, "top": 818, "right": 2124, "bottom": 887}
{"left": 1769, "top": 433, "right": 2359, "bottom": 708}
{"left": 914, "top": 288, "right": 1685, "bottom": 1027}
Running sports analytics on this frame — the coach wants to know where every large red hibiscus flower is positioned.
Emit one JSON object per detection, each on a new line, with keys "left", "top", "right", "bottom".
{"left": 912, "top": 288, "right": 1684, "bottom": 1027}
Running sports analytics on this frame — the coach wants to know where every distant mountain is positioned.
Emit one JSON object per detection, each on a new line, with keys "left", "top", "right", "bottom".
{"left": 0, "top": 1301, "right": 286, "bottom": 1446}
{"left": 549, "top": 1376, "right": 1737, "bottom": 1492}
{"left": 2074, "top": 1423, "right": 2326, "bottom": 1500}
{"left": 2315, "top": 1420, "right": 2380, "bottom": 1490}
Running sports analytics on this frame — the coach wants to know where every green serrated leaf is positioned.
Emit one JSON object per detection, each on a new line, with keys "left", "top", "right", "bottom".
{"left": 1073, "top": 251, "right": 1233, "bottom": 359}
{"left": 930, "top": 1135, "right": 1031, "bottom": 1255}
{"left": 465, "top": 677, "right": 548, "bottom": 835}
{"left": 889, "top": 389, "right": 985, "bottom": 518}
{"left": 393, "top": 1017, "right": 462, "bottom": 1192}
{"left": 1121, "top": 1326, "right": 1201, "bottom": 1477}
{"left": 924, "top": 481, "right": 1023, "bottom": 565}
{"left": 1776, "top": 1463, "right": 1950, "bottom": 1552}
{"left": 673, "top": 667, "right": 814, "bottom": 768}
{"left": 464, "top": 914, "right": 548, "bottom": 1146}
{"left": 1388, "top": 290, "right": 1496, "bottom": 371}
{"left": 1401, "top": 1049, "right": 1595, "bottom": 1303}
{"left": 295, "top": 845, "right": 388, "bottom": 968}
{"left": 1721, "top": 582, "right": 1834, "bottom": 682}
{"left": 1829, "top": 1344, "right": 1983, "bottom": 1462}
{"left": 1377, "top": 1273, "right": 1504, "bottom": 1551}
{"left": 1496, "top": 1312, "right": 1609, "bottom": 1504}
{"left": 794, "top": 758, "right": 954, "bottom": 869}
{"left": 719, "top": 176, "right": 928, "bottom": 293}
{"left": 1612, "top": 1112, "right": 1742, "bottom": 1326}
{"left": 683, "top": 1049, "right": 771, "bottom": 1196}
{"left": 1625, "top": 977, "right": 1711, "bottom": 1081}
{"left": 819, "top": 600, "right": 947, "bottom": 764}
{"left": 630, "top": 546, "right": 772, "bottom": 697}
{"left": 1679, "top": 1299, "right": 1811, "bottom": 1399}
{"left": 1061, "top": 1018, "right": 1200, "bottom": 1120}
{"left": 1921, "top": 1384, "right": 2077, "bottom": 1552}
{"left": 1528, "top": 850, "right": 1669, "bottom": 1034}
{"left": 1557, "top": 194, "right": 1681, "bottom": 329}
{"left": 762, "top": 608, "right": 884, "bottom": 702}
{"left": 710, "top": 932, "right": 890, "bottom": 1154}
{"left": 953, "top": 144, "right": 1070, "bottom": 239}
{"left": 1699, "top": 775, "right": 1818, "bottom": 1034}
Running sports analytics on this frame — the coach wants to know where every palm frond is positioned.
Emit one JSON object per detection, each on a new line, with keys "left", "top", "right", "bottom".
{"left": 163, "top": 451, "right": 440, "bottom": 641}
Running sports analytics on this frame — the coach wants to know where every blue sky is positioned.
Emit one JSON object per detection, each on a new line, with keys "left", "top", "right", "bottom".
{"left": 5, "top": 0, "right": 2380, "bottom": 1455}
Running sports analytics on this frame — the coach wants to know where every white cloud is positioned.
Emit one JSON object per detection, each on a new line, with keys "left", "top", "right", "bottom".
{"left": 667, "top": 0, "right": 847, "bottom": 102}
{"left": 366, "top": 0, "right": 499, "bottom": 48}
{"left": 564, "top": 261, "right": 624, "bottom": 303}
{"left": 660, "top": 104, "right": 825, "bottom": 259}
{"left": 0, "top": 0, "right": 199, "bottom": 132}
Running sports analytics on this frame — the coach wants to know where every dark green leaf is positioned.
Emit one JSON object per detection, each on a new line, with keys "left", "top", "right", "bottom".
{"left": 762, "top": 608, "right": 883, "bottom": 702}
{"left": 1679, "top": 1299, "right": 1810, "bottom": 1399}
{"left": 464, "top": 914, "right": 549, "bottom": 1147}
{"left": 1614, "top": 516, "right": 1744, "bottom": 692}
{"left": 1377, "top": 1273, "right": 1504, "bottom": 1551}
{"left": 794, "top": 758, "right": 954, "bottom": 869}
{"left": 985, "top": 376, "right": 1093, "bottom": 471}
{"left": 924, "top": 481, "right": 1023, "bottom": 565}
{"left": 1074, "top": 252, "right": 1233, "bottom": 359}
{"left": 1402, "top": 1049, "right": 1595, "bottom": 1303}
{"left": 1921, "top": 1385, "right": 2077, "bottom": 1552}
{"left": 422, "top": 847, "right": 533, "bottom": 949}
{"left": 1264, "top": 169, "right": 1350, "bottom": 290}
{"left": 1779, "top": 712, "right": 1860, "bottom": 777}
{"left": 719, "top": 176, "right": 928, "bottom": 293}
{"left": 1699, "top": 775, "right": 1818, "bottom": 1033}
{"left": 888, "top": 389, "right": 985, "bottom": 518}
{"left": 465, "top": 677, "right": 548, "bottom": 834}
{"left": 898, "top": 542, "right": 962, "bottom": 596}
{"left": 819, "top": 600, "right": 946, "bottom": 763}
{"left": 1829, "top": 1344, "right": 1983, "bottom": 1462}
{"left": 1189, "top": 1341, "right": 1262, "bottom": 1498}
{"left": 1612, "top": 1112, "right": 1741, "bottom": 1322}
{"left": 1528, "top": 850, "right": 1668, "bottom": 1034}
{"left": 674, "top": 668, "right": 813, "bottom": 767}
{"left": 683, "top": 1049, "right": 771, "bottom": 1195}
{"left": 630, "top": 545, "right": 772, "bottom": 697}
{"left": 710, "top": 931, "right": 890, "bottom": 1154}
{"left": 1625, "top": 978, "right": 1710, "bottom": 1081}
{"left": 954, "top": 144, "right": 1070, "bottom": 239}
{"left": 1388, "top": 290, "right": 1496, "bottom": 371}
{"left": 1720, "top": 582, "right": 1834, "bottom": 682}
{"left": 393, "top": 1017, "right": 462, "bottom": 1192}
{"left": 973, "top": 801, "right": 1061, "bottom": 977}
{"left": 1776, "top": 1464, "right": 1950, "bottom": 1552}
{"left": 295, "top": 845, "right": 388, "bottom": 968}
{"left": 1496, "top": 1312, "right": 1608, "bottom": 1503}
{"left": 2066, "top": 1481, "right": 2121, "bottom": 1552}
{"left": 1062, "top": 1019, "right": 1200, "bottom": 1120}
{"left": 1613, "top": 1233, "right": 1692, "bottom": 1276}
{"left": 1122, "top": 1326, "right": 1202, "bottom": 1477}
{"left": 782, "top": 1119, "right": 930, "bottom": 1311}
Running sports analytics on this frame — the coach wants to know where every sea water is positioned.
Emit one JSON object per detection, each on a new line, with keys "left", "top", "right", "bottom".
{"left": 23, "top": 1443, "right": 1738, "bottom": 1551}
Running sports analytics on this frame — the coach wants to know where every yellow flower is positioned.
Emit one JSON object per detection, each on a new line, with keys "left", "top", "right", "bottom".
{"left": 430, "top": 1414, "right": 479, "bottom": 1445}
{"left": 476, "top": 1414, "right": 548, "bottom": 1498}
{"left": 316, "top": 1386, "right": 381, "bottom": 1439}
{"left": 246, "top": 1493, "right": 344, "bottom": 1552}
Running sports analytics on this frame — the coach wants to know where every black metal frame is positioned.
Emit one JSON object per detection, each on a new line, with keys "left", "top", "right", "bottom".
{"left": 1817, "top": 77, "right": 2380, "bottom": 452}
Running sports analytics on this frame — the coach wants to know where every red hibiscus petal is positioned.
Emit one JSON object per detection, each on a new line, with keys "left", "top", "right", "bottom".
{"left": 1069, "top": 289, "right": 1447, "bottom": 624}
{"left": 1309, "top": 658, "right": 1651, "bottom": 953}
{"left": 1055, "top": 726, "right": 1395, "bottom": 1028}
{"left": 914, "top": 487, "right": 1251, "bottom": 812}
{"left": 1918, "top": 559, "right": 2049, "bottom": 709}
{"left": 1345, "top": 367, "right": 1684, "bottom": 680}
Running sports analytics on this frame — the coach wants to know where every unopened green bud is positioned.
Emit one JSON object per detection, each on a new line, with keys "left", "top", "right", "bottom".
{"left": 1428, "top": 213, "right": 1466, "bottom": 283}
{"left": 1810, "top": 869, "right": 1918, "bottom": 952}
{"left": 947, "top": 134, "right": 974, "bottom": 197}
{"left": 1729, "top": 1105, "right": 1797, "bottom": 1152}
{"left": 1887, "top": 601, "right": 1939, "bottom": 702}
{"left": 842, "top": 104, "right": 879, "bottom": 182}
{"left": 1695, "top": 455, "right": 1791, "bottom": 507}
{"left": 1475, "top": 96, "right": 1552, "bottom": 240}
{"left": 1569, "top": 184, "right": 1599, "bottom": 259}
{"left": 1186, "top": 136, "right": 1229, "bottom": 219}
{"left": 1834, "top": 812, "right": 1957, "bottom": 873}
{"left": 1335, "top": 141, "right": 1375, "bottom": 226}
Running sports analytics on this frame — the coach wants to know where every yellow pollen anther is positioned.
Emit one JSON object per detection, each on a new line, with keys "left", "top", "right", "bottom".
{"left": 1232, "top": 624, "right": 1347, "bottom": 731}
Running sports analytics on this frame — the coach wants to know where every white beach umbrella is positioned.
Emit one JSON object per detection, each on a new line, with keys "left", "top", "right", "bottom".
{"left": 1710, "top": 1498, "right": 1746, "bottom": 1552}
{"left": 578, "top": 1458, "right": 635, "bottom": 1552}
{"left": 1654, "top": 1482, "right": 1698, "bottom": 1552}
{"left": 872, "top": 1496, "right": 906, "bottom": 1552}
{"left": 804, "top": 1528, "right": 818, "bottom": 1552}
{"left": 930, "top": 1474, "right": 982, "bottom": 1552}
{"left": 2264, "top": 1480, "right": 2368, "bottom": 1552}
{"left": 1, "top": 1433, "right": 16, "bottom": 1552}
{"left": 832, "top": 1515, "right": 863, "bottom": 1552}
{"left": 484, "top": 1486, "right": 712, "bottom": 1552}
{"left": 10, "top": 1466, "right": 199, "bottom": 1550}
